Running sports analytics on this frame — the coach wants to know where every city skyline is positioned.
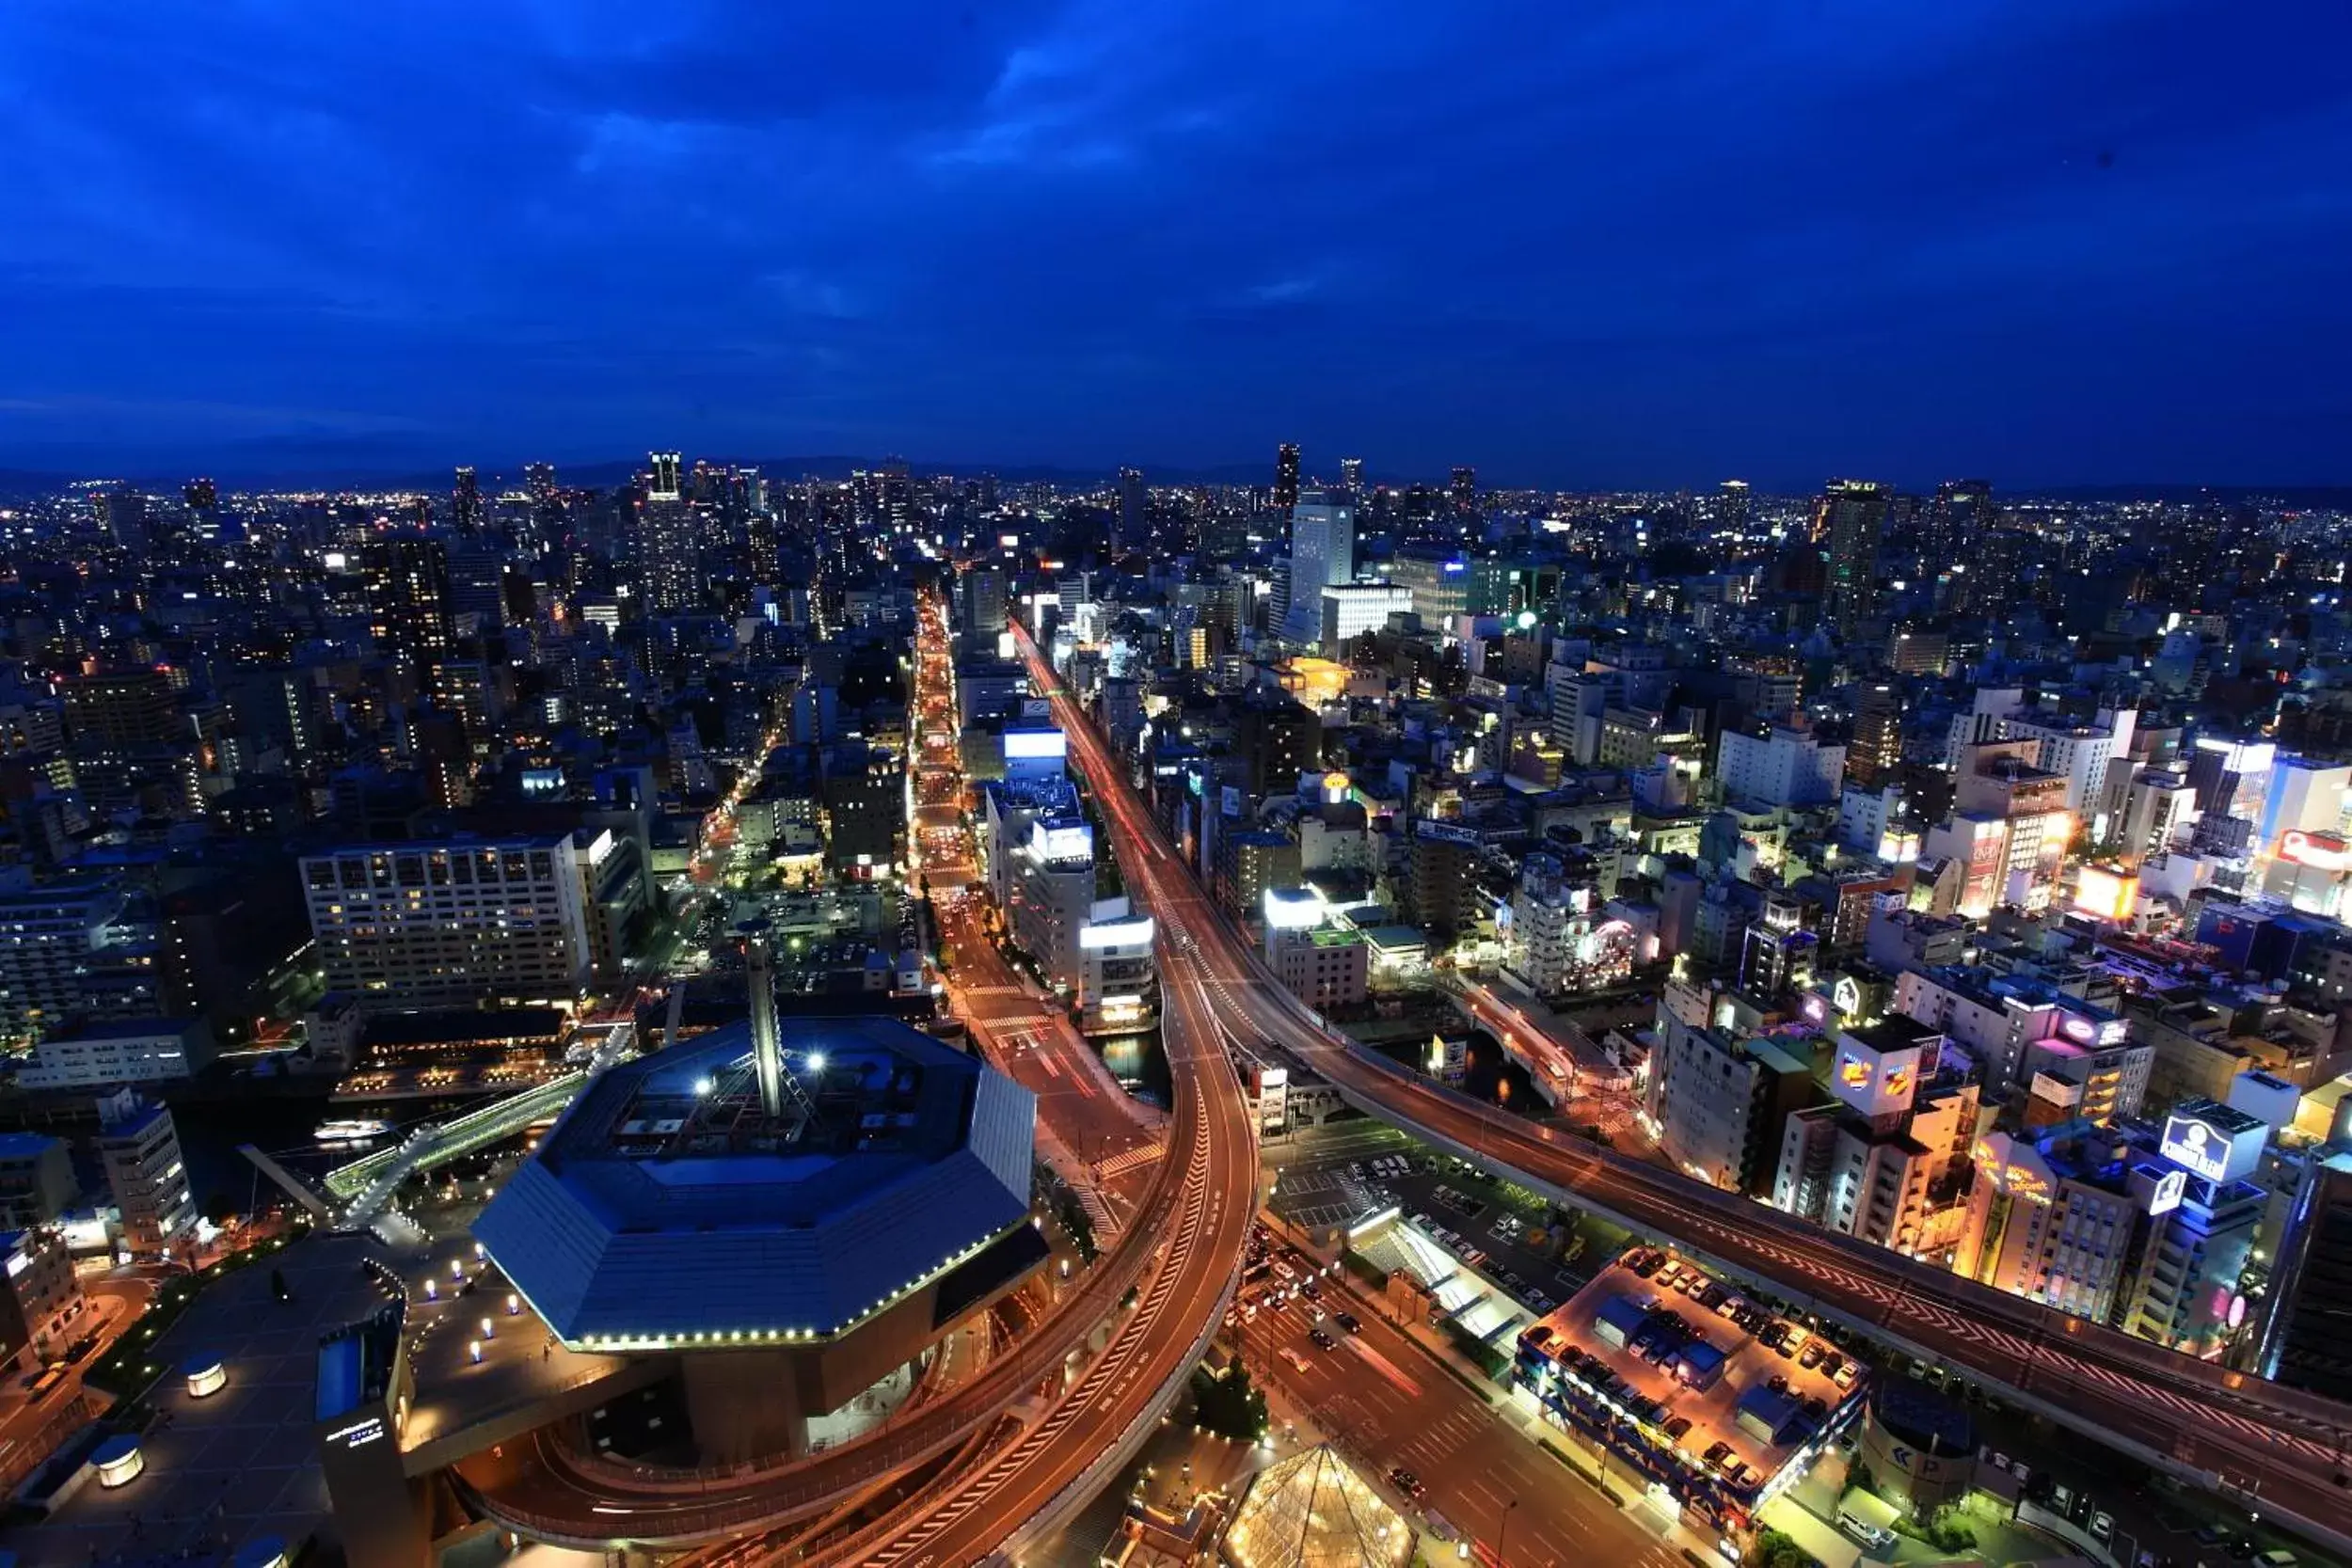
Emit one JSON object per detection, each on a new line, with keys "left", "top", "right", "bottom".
{"left": 3, "top": 3, "right": 2349, "bottom": 485}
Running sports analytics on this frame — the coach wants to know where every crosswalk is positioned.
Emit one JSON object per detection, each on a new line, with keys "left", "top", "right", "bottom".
{"left": 1093, "top": 1141, "right": 1165, "bottom": 1180}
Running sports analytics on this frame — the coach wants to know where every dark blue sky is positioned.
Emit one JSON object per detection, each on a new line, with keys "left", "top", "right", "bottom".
{"left": 3, "top": 1, "right": 2347, "bottom": 488}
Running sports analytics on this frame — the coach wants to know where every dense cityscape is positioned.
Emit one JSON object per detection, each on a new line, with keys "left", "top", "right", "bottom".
{"left": 0, "top": 452, "right": 2339, "bottom": 1568}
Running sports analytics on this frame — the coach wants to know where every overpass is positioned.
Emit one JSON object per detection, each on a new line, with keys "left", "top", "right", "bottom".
{"left": 445, "top": 588, "right": 1257, "bottom": 1562}
{"left": 1012, "top": 613, "right": 2352, "bottom": 1559}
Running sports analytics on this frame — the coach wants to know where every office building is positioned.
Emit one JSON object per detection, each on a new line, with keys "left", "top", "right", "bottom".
{"left": 95, "top": 1090, "right": 197, "bottom": 1260}
{"left": 0, "top": 1134, "right": 75, "bottom": 1230}
{"left": 1317, "top": 583, "right": 1412, "bottom": 656}
{"left": 1717, "top": 724, "right": 1846, "bottom": 807}
{"left": 1450, "top": 465, "right": 1476, "bottom": 515}
{"left": 1009, "top": 816, "right": 1097, "bottom": 990}
{"left": 301, "top": 836, "right": 594, "bottom": 1009}
{"left": 1265, "top": 913, "right": 1369, "bottom": 1013}
{"left": 1076, "top": 900, "right": 1156, "bottom": 1035}
{"left": 820, "top": 742, "right": 906, "bottom": 873}
{"left": 1279, "top": 493, "right": 1355, "bottom": 642}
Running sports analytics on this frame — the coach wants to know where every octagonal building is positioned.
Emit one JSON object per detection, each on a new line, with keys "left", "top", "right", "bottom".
{"left": 474, "top": 1011, "right": 1043, "bottom": 1461}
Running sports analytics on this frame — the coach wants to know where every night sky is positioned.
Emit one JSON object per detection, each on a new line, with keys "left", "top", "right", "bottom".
{"left": 3, "top": 1, "right": 2347, "bottom": 488}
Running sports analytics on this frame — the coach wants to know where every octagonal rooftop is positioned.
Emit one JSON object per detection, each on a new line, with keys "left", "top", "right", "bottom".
{"left": 474, "top": 1014, "right": 1036, "bottom": 1347}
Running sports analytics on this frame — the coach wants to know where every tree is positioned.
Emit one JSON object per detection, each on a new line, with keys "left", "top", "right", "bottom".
{"left": 1057, "top": 1195, "right": 1099, "bottom": 1264}
{"left": 1743, "top": 1528, "right": 1811, "bottom": 1568}
{"left": 1191, "top": 1359, "right": 1268, "bottom": 1442}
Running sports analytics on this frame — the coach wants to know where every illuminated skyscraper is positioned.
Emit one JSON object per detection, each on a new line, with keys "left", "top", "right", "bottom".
{"left": 522, "top": 461, "right": 558, "bottom": 501}
{"left": 1279, "top": 492, "right": 1355, "bottom": 642}
{"left": 1340, "top": 456, "right": 1364, "bottom": 495}
{"left": 1815, "top": 479, "right": 1888, "bottom": 636}
{"left": 648, "top": 451, "right": 683, "bottom": 501}
{"left": 1273, "top": 443, "right": 1301, "bottom": 512}
{"left": 1715, "top": 479, "right": 1753, "bottom": 537}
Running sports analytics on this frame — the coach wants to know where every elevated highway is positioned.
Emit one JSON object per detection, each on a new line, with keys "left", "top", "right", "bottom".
{"left": 1012, "top": 613, "right": 2352, "bottom": 1557}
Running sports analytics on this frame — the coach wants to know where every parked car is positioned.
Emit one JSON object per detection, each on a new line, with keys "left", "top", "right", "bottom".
{"left": 1390, "top": 1466, "right": 1427, "bottom": 1499}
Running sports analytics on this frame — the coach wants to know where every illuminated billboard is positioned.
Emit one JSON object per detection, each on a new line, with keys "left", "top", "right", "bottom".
{"left": 2147, "top": 1168, "right": 2185, "bottom": 1217}
{"left": 1004, "top": 728, "right": 1069, "bottom": 762}
{"left": 2280, "top": 831, "right": 2352, "bottom": 872}
{"left": 1029, "top": 821, "right": 1093, "bottom": 863}
{"left": 1079, "top": 915, "right": 1155, "bottom": 950}
{"left": 2158, "top": 1106, "right": 2265, "bottom": 1184}
{"left": 2072, "top": 864, "right": 2138, "bottom": 922}
{"left": 1263, "top": 885, "right": 1327, "bottom": 930}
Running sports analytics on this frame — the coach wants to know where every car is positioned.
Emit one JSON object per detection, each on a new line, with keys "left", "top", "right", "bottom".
{"left": 1834, "top": 1361, "right": 1860, "bottom": 1390}
{"left": 1838, "top": 1516, "right": 1899, "bottom": 1554}
{"left": 1389, "top": 1465, "right": 1426, "bottom": 1500}
{"left": 1333, "top": 1310, "right": 1361, "bottom": 1334}
{"left": 1299, "top": 1276, "right": 1321, "bottom": 1299}
{"left": 1662, "top": 1415, "right": 1692, "bottom": 1441}
{"left": 1309, "top": 1327, "right": 1337, "bottom": 1350}
{"left": 1799, "top": 1342, "right": 1827, "bottom": 1370}
{"left": 1280, "top": 1347, "right": 1313, "bottom": 1373}
{"left": 1702, "top": 1440, "right": 1732, "bottom": 1466}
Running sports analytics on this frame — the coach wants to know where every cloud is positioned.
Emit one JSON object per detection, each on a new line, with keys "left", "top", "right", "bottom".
{"left": 0, "top": 0, "right": 2345, "bottom": 483}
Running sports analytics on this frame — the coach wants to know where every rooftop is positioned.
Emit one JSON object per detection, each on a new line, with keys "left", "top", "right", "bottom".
{"left": 1518, "top": 1250, "right": 1865, "bottom": 1509}
{"left": 473, "top": 1014, "right": 1036, "bottom": 1347}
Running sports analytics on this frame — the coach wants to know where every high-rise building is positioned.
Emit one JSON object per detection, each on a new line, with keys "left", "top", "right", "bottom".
{"left": 453, "top": 465, "right": 483, "bottom": 531}
{"left": 1280, "top": 493, "right": 1355, "bottom": 642}
{"left": 1848, "top": 683, "right": 1903, "bottom": 789}
{"left": 1450, "top": 466, "right": 1477, "bottom": 516}
{"left": 523, "top": 461, "right": 558, "bottom": 500}
{"left": 362, "top": 533, "right": 455, "bottom": 673}
{"left": 641, "top": 497, "right": 703, "bottom": 612}
{"left": 648, "top": 451, "right": 684, "bottom": 501}
{"left": 300, "top": 836, "right": 595, "bottom": 1009}
{"left": 1117, "top": 467, "right": 1145, "bottom": 550}
{"left": 1815, "top": 479, "right": 1888, "bottom": 636}
{"left": 1714, "top": 480, "right": 1753, "bottom": 537}
{"left": 1930, "top": 479, "right": 1994, "bottom": 566}
{"left": 183, "top": 477, "right": 217, "bottom": 512}
{"left": 1273, "top": 443, "right": 1301, "bottom": 512}
{"left": 2256, "top": 1154, "right": 2352, "bottom": 1401}
{"left": 1339, "top": 456, "right": 1365, "bottom": 494}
